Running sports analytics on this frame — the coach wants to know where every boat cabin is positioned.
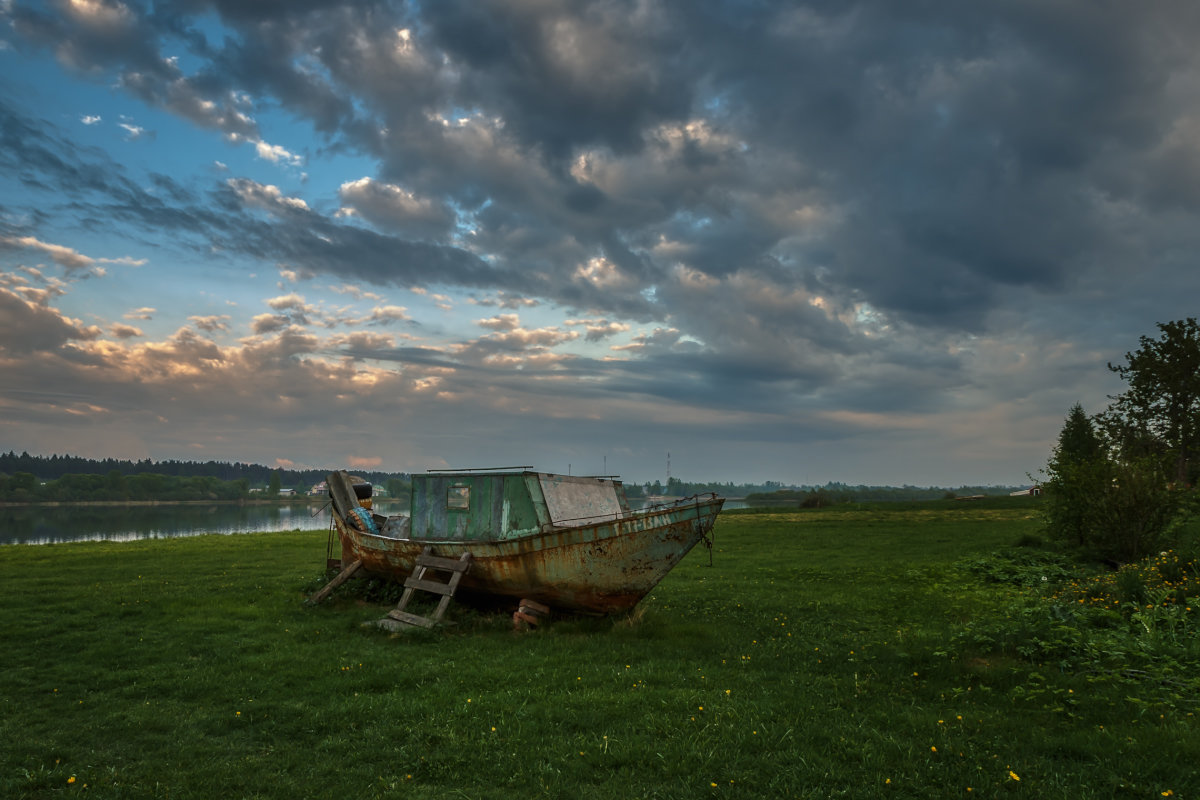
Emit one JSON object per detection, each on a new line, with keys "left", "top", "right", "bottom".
{"left": 410, "top": 470, "right": 631, "bottom": 541}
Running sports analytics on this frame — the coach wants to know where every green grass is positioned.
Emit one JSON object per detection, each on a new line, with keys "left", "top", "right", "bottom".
{"left": 1, "top": 501, "right": 1197, "bottom": 798}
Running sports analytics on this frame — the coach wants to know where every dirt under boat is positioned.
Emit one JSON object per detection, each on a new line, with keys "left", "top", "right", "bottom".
{"left": 325, "top": 467, "right": 724, "bottom": 615}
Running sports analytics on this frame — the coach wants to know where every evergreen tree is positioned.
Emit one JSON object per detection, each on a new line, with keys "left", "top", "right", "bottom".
{"left": 1042, "top": 404, "right": 1108, "bottom": 549}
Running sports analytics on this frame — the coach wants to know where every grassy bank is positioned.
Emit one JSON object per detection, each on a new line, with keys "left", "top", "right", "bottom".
{"left": 1, "top": 501, "right": 1196, "bottom": 798}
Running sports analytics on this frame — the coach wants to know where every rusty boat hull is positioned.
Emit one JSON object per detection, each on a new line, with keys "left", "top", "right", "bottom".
{"left": 331, "top": 493, "right": 723, "bottom": 614}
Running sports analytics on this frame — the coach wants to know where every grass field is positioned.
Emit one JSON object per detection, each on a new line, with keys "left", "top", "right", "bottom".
{"left": 1, "top": 500, "right": 1197, "bottom": 798}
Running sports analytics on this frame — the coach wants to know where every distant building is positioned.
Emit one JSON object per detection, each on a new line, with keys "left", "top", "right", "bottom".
{"left": 278, "top": 488, "right": 296, "bottom": 497}
{"left": 309, "top": 481, "right": 328, "bottom": 496}
{"left": 1009, "top": 486, "right": 1042, "bottom": 497}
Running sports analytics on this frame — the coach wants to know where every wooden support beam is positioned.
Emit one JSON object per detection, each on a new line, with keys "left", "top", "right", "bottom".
{"left": 306, "top": 558, "right": 363, "bottom": 605}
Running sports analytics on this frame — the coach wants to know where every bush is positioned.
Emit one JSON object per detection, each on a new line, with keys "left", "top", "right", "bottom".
{"left": 1043, "top": 455, "right": 1179, "bottom": 563}
{"left": 1086, "top": 457, "right": 1177, "bottom": 562}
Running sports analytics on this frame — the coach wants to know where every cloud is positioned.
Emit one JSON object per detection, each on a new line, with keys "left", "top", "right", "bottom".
{"left": 118, "top": 120, "right": 151, "bottom": 141}
{"left": 329, "top": 283, "right": 382, "bottom": 302}
{"left": 565, "top": 317, "right": 632, "bottom": 342}
{"left": 81, "top": 114, "right": 101, "bottom": 125}
{"left": 368, "top": 305, "right": 410, "bottom": 324}
{"left": 226, "top": 178, "right": 310, "bottom": 213}
{"left": 188, "top": 314, "right": 231, "bottom": 333}
{"left": 266, "top": 293, "right": 307, "bottom": 311}
{"left": 337, "top": 177, "right": 455, "bottom": 239}
{"left": 110, "top": 322, "right": 143, "bottom": 338}
{"left": 0, "top": 287, "right": 102, "bottom": 353}
{"left": 250, "top": 313, "right": 290, "bottom": 334}
{"left": 0, "top": 234, "right": 95, "bottom": 271}
{"left": 254, "top": 139, "right": 303, "bottom": 166}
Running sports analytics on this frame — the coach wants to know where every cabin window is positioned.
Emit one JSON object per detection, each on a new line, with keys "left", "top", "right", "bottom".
{"left": 447, "top": 485, "right": 470, "bottom": 510}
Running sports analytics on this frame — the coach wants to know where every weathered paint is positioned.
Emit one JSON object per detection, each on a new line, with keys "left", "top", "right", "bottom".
{"left": 329, "top": 469, "right": 722, "bottom": 614}
{"left": 537, "top": 474, "right": 624, "bottom": 526}
{"left": 409, "top": 473, "right": 541, "bottom": 540}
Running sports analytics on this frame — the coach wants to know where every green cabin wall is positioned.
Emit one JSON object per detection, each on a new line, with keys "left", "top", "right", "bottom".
{"left": 410, "top": 473, "right": 543, "bottom": 540}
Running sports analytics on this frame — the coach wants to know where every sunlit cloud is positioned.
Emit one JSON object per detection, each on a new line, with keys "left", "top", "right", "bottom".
{"left": 254, "top": 140, "right": 303, "bottom": 167}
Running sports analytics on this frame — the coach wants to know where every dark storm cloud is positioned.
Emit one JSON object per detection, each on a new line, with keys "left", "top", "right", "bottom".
{"left": 11, "top": 1, "right": 1200, "bottom": 328}
{"left": 7, "top": 0, "right": 1200, "bottom": 453}
{"left": 421, "top": 0, "right": 694, "bottom": 159}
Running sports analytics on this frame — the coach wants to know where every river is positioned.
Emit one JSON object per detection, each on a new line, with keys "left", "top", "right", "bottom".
{"left": 0, "top": 498, "right": 747, "bottom": 545}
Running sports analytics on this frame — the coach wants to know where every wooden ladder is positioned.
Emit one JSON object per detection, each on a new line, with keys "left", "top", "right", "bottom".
{"left": 381, "top": 547, "right": 472, "bottom": 630}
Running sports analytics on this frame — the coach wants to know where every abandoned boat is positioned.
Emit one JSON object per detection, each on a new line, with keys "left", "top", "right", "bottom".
{"left": 324, "top": 467, "right": 724, "bottom": 614}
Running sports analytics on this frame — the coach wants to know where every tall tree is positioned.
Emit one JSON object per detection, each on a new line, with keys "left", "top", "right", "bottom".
{"left": 1052, "top": 403, "right": 1104, "bottom": 465}
{"left": 1103, "top": 318, "right": 1200, "bottom": 485}
{"left": 1042, "top": 404, "right": 1108, "bottom": 549}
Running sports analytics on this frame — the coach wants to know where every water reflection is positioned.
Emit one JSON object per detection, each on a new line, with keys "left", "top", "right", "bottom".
{"left": 1, "top": 497, "right": 745, "bottom": 545}
{"left": 0, "top": 501, "right": 407, "bottom": 546}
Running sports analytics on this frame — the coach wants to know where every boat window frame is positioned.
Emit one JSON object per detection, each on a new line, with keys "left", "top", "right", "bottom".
{"left": 446, "top": 484, "right": 470, "bottom": 511}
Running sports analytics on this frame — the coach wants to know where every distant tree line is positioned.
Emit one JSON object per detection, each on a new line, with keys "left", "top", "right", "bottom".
{"left": 625, "top": 478, "right": 1019, "bottom": 503}
{"left": 1, "top": 449, "right": 1022, "bottom": 506}
{"left": 743, "top": 483, "right": 1019, "bottom": 505}
{"left": 0, "top": 471, "right": 251, "bottom": 503}
{"left": 0, "top": 451, "right": 411, "bottom": 497}
{"left": 627, "top": 478, "right": 797, "bottom": 498}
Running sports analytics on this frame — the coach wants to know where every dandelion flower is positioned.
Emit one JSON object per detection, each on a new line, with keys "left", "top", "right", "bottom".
{"left": 68, "top": 777, "right": 76, "bottom": 785}
{"left": 1009, "top": 770, "right": 1020, "bottom": 781}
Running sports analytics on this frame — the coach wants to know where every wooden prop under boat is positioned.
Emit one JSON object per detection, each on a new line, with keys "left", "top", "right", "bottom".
{"left": 326, "top": 468, "right": 724, "bottom": 614}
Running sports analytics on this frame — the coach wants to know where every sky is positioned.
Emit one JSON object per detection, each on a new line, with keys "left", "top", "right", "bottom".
{"left": 1, "top": 0, "right": 1198, "bottom": 487}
